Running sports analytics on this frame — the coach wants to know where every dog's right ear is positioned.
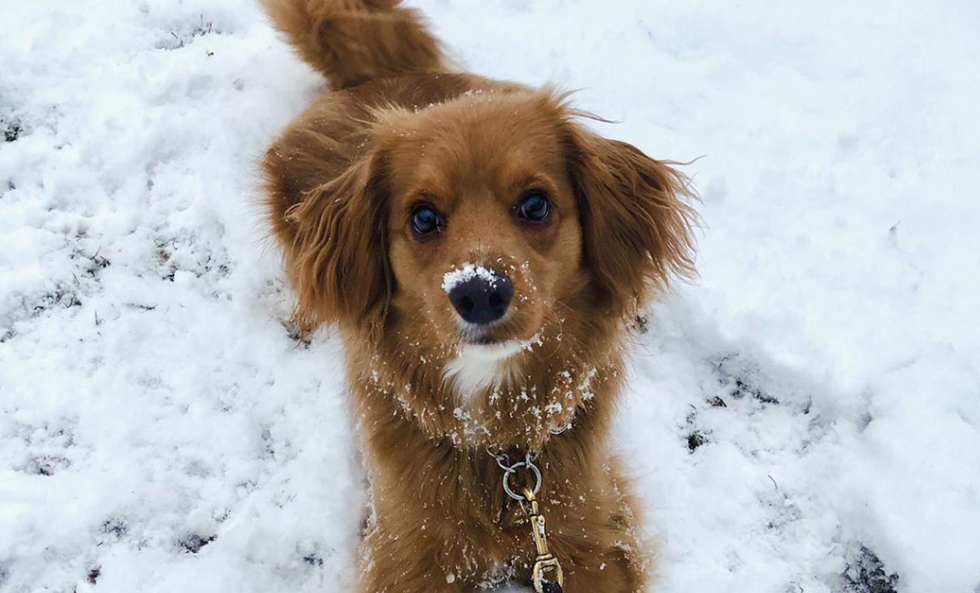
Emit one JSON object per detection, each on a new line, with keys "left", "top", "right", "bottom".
{"left": 266, "top": 149, "right": 393, "bottom": 337}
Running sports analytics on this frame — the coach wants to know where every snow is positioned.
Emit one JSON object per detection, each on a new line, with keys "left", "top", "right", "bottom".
{"left": 442, "top": 263, "right": 501, "bottom": 293}
{"left": 1, "top": 1, "right": 978, "bottom": 592}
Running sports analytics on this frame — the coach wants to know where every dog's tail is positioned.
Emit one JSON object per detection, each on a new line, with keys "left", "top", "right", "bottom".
{"left": 261, "top": 0, "right": 446, "bottom": 89}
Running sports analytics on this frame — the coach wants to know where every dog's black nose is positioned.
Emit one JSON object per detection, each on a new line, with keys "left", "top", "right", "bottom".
{"left": 448, "top": 273, "right": 514, "bottom": 325}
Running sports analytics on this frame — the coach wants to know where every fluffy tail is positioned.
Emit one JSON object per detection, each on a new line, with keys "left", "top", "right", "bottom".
{"left": 261, "top": 0, "right": 446, "bottom": 89}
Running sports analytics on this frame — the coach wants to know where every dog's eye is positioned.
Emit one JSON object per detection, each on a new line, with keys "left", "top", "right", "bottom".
{"left": 410, "top": 203, "right": 443, "bottom": 236}
{"left": 517, "top": 192, "right": 552, "bottom": 223}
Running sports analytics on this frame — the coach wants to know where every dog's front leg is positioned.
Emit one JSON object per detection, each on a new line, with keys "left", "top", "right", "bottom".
{"left": 359, "top": 527, "right": 466, "bottom": 593}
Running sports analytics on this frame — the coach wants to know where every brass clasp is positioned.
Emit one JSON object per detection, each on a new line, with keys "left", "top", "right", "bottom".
{"left": 522, "top": 488, "right": 564, "bottom": 593}
{"left": 489, "top": 449, "right": 565, "bottom": 592}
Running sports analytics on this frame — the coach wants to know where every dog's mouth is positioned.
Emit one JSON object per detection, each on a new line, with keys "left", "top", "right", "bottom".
{"left": 457, "top": 322, "right": 533, "bottom": 350}
{"left": 456, "top": 332, "right": 543, "bottom": 359}
{"left": 454, "top": 310, "right": 545, "bottom": 352}
{"left": 456, "top": 319, "right": 506, "bottom": 346}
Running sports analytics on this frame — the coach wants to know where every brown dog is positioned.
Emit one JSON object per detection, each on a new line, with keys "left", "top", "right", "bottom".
{"left": 261, "top": 1, "right": 697, "bottom": 591}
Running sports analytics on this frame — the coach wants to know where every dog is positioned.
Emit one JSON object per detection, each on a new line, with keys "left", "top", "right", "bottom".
{"left": 260, "top": 1, "right": 697, "bottom": 591}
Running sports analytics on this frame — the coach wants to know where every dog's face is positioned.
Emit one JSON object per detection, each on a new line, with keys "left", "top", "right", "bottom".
{"left": 381, "top": 94, "right": 586, "bottom": 367}
{"left": 281, "top": 89, "right": 695, "bottom": 414}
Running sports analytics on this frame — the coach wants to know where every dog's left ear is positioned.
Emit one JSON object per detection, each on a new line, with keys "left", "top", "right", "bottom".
{"left": 562, "top": 123, "right": 698, "bottom": 317}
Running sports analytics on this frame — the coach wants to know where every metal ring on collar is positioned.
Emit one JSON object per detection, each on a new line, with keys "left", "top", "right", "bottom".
{"left": 502, "top": 461, "right": 542, "bottom": 501}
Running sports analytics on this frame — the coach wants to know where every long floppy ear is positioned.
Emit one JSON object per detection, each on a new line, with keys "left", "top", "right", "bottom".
{"left": 563, "top": 124, "right": 698, "bottom": 317}
{"left": 280, "top": 153, "right": 392, "bottom": 336}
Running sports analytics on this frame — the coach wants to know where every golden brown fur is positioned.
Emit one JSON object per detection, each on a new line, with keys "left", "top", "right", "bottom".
{"left": 261, "top": 1, "right": 697, "bottom": 590}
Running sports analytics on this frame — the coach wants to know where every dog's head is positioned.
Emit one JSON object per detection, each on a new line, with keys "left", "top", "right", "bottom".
{"left": 274, "top": 88, "right": 696, "bottom": 443}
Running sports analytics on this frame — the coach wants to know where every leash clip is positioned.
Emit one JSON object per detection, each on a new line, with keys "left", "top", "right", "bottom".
{"left": 523, "top": 487, "right": 564, "bottom": 593}
{"left": 488, "top": 448, "right": 565, "bottom": 592}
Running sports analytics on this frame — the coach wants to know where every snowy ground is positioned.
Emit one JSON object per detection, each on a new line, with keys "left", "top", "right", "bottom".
{"left": 1, "top": 0, "right": 979, "bottom": 592}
